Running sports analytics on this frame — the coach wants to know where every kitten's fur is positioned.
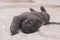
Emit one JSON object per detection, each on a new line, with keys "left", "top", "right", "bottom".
{"left": 10, "top": 6, "right": 60, "bottom": 35}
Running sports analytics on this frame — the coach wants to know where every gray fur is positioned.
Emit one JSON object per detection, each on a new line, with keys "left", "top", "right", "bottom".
{"left": 10, "top": 6, "right": 50, "bottom": 35}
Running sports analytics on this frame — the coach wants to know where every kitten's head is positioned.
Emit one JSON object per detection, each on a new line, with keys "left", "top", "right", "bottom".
{"left": 21, "top": 18, "right": 42, "bottom": 34}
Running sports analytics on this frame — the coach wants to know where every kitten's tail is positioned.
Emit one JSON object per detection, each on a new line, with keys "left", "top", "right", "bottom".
{"left": 45, "top": 22, "right": 60, "bottom": 25}
{"left": 40, "top": 6, "right": 46, "bottom": 12}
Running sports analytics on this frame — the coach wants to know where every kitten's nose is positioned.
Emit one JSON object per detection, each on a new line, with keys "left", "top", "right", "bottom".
{"left": 26, "top": 26, "right": 29, "bottom": 28}
{"left": 23, "top": 25, "right": 29, "bottom": 28}
{"left": 25, "top": 25, "right": 29, "bottom": 28}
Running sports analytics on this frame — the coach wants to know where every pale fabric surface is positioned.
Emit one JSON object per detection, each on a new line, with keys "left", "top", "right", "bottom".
{"left": 0, "top": 3, "right": 60, "bottom": 40}
{"left": 0, "top": 0, "right": 32, "bottom": 3}
{"left": 32, "top": 0, "right": 60, "bottom": 5}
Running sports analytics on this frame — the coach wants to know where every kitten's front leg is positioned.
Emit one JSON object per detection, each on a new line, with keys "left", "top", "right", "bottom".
{"left": 10, "top": 16, "right": 21, "bottom": 35}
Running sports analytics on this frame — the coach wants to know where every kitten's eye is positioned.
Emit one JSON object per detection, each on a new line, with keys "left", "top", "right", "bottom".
{"left": 29, "top": 22, "right": 32, "bottom": 24}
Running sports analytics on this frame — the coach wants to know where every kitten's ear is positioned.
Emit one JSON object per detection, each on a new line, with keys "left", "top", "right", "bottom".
{"left": 30, "top": 8, "right": 35, "bottom": 12}
{"left": 37, "top": 19, "right": 44, "bottom": 25}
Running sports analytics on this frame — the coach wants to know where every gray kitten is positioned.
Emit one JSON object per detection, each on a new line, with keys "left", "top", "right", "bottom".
{"left": 10, "top": 6, "right": 50, "bottom": 35}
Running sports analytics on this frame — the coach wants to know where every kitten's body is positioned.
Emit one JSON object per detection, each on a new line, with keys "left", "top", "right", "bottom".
{"left": 10, "top": 6, "right": 50, "bottom": 35}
